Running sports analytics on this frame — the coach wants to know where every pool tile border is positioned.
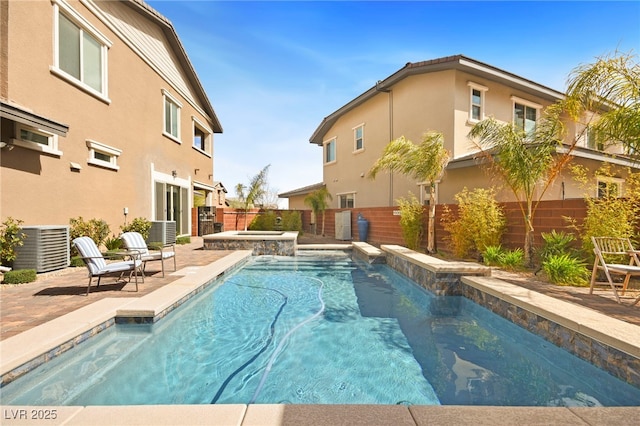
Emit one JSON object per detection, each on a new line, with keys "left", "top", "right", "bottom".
{"left": 379, "top": 244, "right": 640, "bottom": 388}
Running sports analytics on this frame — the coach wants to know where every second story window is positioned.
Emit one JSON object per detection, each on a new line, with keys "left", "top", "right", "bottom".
{"left": 597, "top": 177, "right": 623, "bottom": 199}
{"left": 468, "top": 82, "right": 488, "bottom": 122}
{"left": 354, "top": 124, "right": 364, "bottom": 151}
{"left": 163, "top": 90, "right": 182, "bottom": 142}
{"left": 325, "top": 138, "right": 336, "bottom": 164}
{"left": 192, "top": 117, "right": 212, "bottom": 154}
{"left": 52, "top": 0, "right": 111, "bottom": 100}
{"left": 586, "top": 126, "right": 605, "bottom": 151}
{"left": 512, "top": 96, "right": 541, "bottom": 134}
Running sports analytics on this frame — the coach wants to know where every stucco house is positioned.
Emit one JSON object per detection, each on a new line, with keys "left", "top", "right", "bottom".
{"left": 281, "top": 55, "right": 638, "bottom": 210}
{"left": 0, "top": 0, "right": 222, "bottom": 237}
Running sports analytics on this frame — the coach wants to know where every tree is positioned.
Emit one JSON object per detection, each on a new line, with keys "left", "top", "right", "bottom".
{"left": 369, "top": 132, "right": 450, "bottom": 253}
{"left": 304, "top": 187, "right": 333, "bottom": 236}
{"left": 235, "top": 165, "right": 270, "bottom": 231}
{"left": 467, "top": 105, "right": 570, "bottom": 266}
{"left": 564, "top": 51, "right": 640, "bottom": 155}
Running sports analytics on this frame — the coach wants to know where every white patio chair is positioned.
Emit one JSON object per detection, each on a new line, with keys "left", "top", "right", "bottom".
{"left": 590, "top": 237, "right": 640, "bottom": 305}
{"left": 120, "top": 232, "right": 176, "bottom": 277}
{"left": 73, "top": 236, "right": 142, "bottom": 296}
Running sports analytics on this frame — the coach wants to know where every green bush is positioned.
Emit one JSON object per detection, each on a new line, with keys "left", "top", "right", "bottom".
{"left": 70, "top": 256, "right": 85, "bottom": 267}
{"left": 176, "top": 236, "right": 190, "bottom": 245}
{"left": 538, "top": 230, "right": 577, "bottom": 261}
{"left": 3, "top": 269, "right": 37, "bottom": 284}
{"left": 104, "top": 235, "right": 123, "bottom": 251}
{"left": 249, "top": 211, "right": 277, "bottom": 231}
{"left": 0, "top": 217, "right": 26, "bottom": 267}
{"left": 69, "top": 217, "right": 110, "bottom": 255}
{"left": 482, "top": 245, "right": 524, "bottom": 270}
{"left": 579, "top": 196, "right": 638, "bottom": 259}
{"left": 441, "top": 187, "right": 506, "bottom": 259}
{"left": 482, "top": 245, "right": 505, "bottom": 266}
{"left": 121, "top": 217, "right": 152, "bottom": 240}
{"left": 542, "top": 254, "right": 589, "bottom": 286}
{"left": 397, "top": 193, "right": 425, "bottom": 251}
{"left": 281, "top": 211, "right": 302, "bottom": 232}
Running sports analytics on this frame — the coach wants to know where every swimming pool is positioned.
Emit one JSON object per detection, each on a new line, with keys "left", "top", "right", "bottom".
{"left": 2, "top": 252, "right": 639, "bottom": 406}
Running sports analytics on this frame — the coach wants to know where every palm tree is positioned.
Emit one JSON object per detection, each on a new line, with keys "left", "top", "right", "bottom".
{"left": 235, "top": 165, "right": 270, "bottom": 231}
{"left": 304, "top": 187, "right": 332, "bottom": 236}
{"left": 369, "top": 132, "right": 450, "bottom": 253}
{"left": 467, "top": 107, "right": 569, "bottom": 266}
{"left": 564, "top": 51, "right": 640, "bottom": 155}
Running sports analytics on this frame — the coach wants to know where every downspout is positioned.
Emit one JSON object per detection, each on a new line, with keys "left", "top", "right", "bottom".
{"left": 376, "top": 80, "right": 394, "bottom": 206}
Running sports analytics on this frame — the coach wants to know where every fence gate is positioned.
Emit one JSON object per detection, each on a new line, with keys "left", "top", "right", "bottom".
{"left": 198, "top": 206, "right": 215, "bottom": 236}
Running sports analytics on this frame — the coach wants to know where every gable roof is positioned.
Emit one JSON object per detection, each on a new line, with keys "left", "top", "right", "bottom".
{"left": 92, "top": 0, "right": 222, "bottom": 133}
{"left": 278, "top": 182, "right": 325, "bottom": 199}
{"left": 310, "top": 54, "right": 564, "bottom": 145}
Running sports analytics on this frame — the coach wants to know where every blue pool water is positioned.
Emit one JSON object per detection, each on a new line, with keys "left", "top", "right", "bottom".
{"left": 2, "top": 252, "right": 640, "bottom": 406}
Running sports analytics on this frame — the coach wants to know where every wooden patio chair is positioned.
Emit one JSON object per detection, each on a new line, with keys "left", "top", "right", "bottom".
{"left": 590, "top": 237, "right": 640, "bottom": 305}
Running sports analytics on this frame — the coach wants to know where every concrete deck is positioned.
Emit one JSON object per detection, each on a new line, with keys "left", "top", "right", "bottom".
{"left": 1, "top": 236, "right": 639, "bottom": 424}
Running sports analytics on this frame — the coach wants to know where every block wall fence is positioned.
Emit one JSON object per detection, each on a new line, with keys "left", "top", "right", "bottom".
{"left": 193, "top": 199, "right": 593, "bottom": 254}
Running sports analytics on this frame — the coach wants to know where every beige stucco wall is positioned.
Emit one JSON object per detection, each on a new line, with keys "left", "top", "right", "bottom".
{"left": 1, "top": 0, "right": 216, "bottom": 235}
{"left": 318, "top": 64, "right": 637, "bottom": 210}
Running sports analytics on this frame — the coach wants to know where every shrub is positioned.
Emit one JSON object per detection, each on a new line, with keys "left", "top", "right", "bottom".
{"left": 249, "top": 211, "right": 277, "bottom": 231}
{"left": 3, "top": 269, "right": 37, "bottom": 284}
{"left": 538, "top": 230, "right": 577, "bottom": 261}
{"left": 104, "top": 235, "right": 123, "bottom": 251}
{"left": 70, "top": 256, "right": 85, "bottom": 267}
{"left": 69, "top": 217, "right": 110, "bottom": 255}
{"left": 482, "top": 245, "right": 524, "bottom": 270}
{"left": 542, "top": 254, "right": 589, "bottom": 286}
{"left": 121, "top": 217, "right": 152, "bottom": 240}
{"left": 176, "top": 236, "right": 190, "bottom": 245}
{"left": 501, "top": 248, "right": 525, "bottom": 270}
{"left": 397, "top": 193, "right": 425, "bottom": 251}
{"left": 0, "top": 217, "right": 26, "bottom": 267}
{"left": 441, "top": 187, "right": 506, "bottom": 259}
{"left": 482, "top": 245, "right": 504, "bottom": 266}
{"left": 281, "top": 211, "right": 302, "bottom": 232}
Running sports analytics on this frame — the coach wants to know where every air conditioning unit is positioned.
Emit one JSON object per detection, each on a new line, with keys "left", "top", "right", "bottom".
{"left": 148, "top": 221, "right": 176, "bottom": 245}
{"left": 335, "top": 210, "right": 352, "bottom": 240}
{"left": 13, "top": 226, "right": 70, "bottom": 273}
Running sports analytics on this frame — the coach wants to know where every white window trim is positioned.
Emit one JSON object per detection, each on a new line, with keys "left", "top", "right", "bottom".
{"left": 162, "top": 89, "right": 182, "bottom": 143}
{"left": 50, "top": 0, "right": 111, "bottom": 104}
{"left": 510, "top": 96, "right": 542, "bottom": 111}
{"left": 12, "top": 124, "right": 62, "bottom": 156}
{"left": 596, "top": 176, "right": 623, "bottom": 198}
{"left": 467, "top": 82, "right": 488, "bottom": 123}
{"left": 352, "top": 123, "right": 365, "bottom": 153}
{"left": 86, "top": 139, "right": 121, "bottom": 170}
{"left": 336, "top": 191, "right": 356, "bottom": 208}
{"left": 192, "top": 116, "right": 212, "bottom": 157}
{"left": 324, "top": 137, "right": 337, "bottom": 164}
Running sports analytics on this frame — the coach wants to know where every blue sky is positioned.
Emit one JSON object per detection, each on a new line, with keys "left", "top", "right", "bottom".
{"left": 147, "top": 0, "right": 640, "bottom": 207}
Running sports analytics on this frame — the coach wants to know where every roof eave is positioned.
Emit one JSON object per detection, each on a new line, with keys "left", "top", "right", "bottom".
{"left": 126, "top": 0, "right": 223, "bottom": 133}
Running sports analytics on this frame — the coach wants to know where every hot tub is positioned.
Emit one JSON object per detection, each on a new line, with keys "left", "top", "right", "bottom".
{"left": 203, "top": 231, "right": 298, "bottom": 255}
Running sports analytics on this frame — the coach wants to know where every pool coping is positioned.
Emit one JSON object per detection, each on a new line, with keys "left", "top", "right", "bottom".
{"left": 1, "top": 246, "right": 639, "bottom": 422}
{"left": 1, "top": 403, "right": 639, "bottom": 425}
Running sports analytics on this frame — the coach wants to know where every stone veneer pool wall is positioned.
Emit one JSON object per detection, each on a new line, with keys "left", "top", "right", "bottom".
{"left": 203, "top": 231, "right": 298, "bottom": 256}
{"left": 377, "top": 244, "right": 640, "bottom": 389}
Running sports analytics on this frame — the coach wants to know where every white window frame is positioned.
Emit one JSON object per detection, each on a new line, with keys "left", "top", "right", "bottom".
{"left": 51, "top": 0, "right": 111, "bottom": 103}
{"left": 353, "top": 123, "right": 364, "bottom": 152}
{"left": 12, "top": 124, "right": 62, "bottom": 156}
{"left": 324, "top": 137, "right": 336, "bottom": 164}
{"left": 86, "top": 139, "right": 121, "bottom": 170}
{"left": 468, "top": 82, "right": 488, "bottom": 123}
{"left": 163, "top": 89, "right": 182, "bottom": 143}
{"left": 511, "top": 96, "right": 542, "bottom": 134}
{"left": 192, "top": 116, "right": 212, "bottom": 157}
{"left": 596, "top": 176, "right": 623, "bottom": 199}
{"left": 337, "top": 192, "right": 355, "bottom": 208}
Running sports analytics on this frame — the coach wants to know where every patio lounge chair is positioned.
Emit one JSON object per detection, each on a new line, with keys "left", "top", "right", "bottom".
{"left": 590, "top": 237, "right": 640, "bottom": 305}
{"left": 120, "top": 231, "right": 176, "bottom": 277}
{"left": 73, "top": 236, "right": 142, "bottom": 296}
